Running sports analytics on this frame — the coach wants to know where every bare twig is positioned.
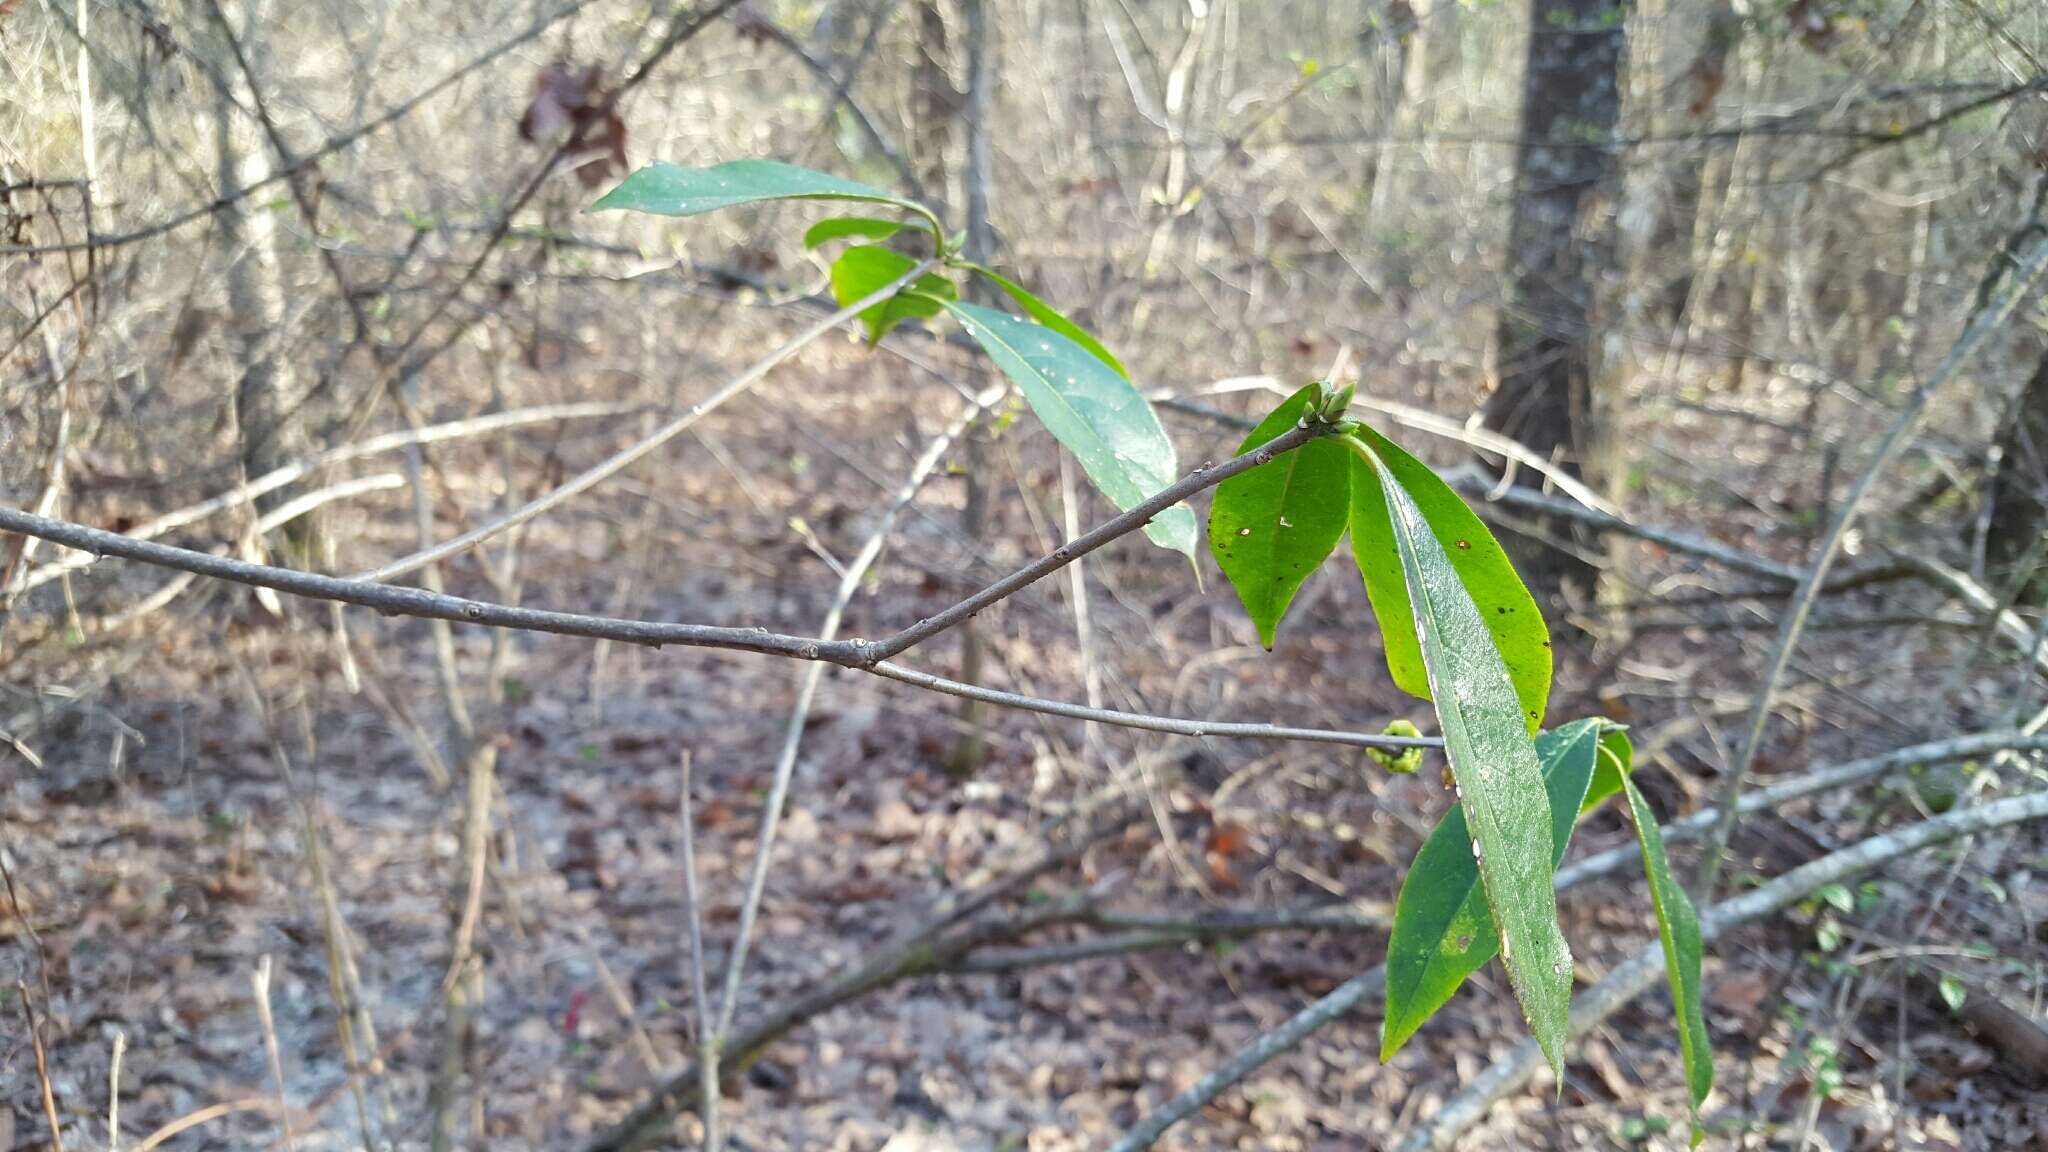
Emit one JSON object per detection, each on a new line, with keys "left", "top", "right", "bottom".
{"left": 252, "top": 956, "right": 297, "bottom": 1152}
{"left": 231, "top": 653, "right": 384, "bottom": 1151}
{"left": 1, "top": 726, "right": 46, "bottom": 769}
{"left": 0, "top": 428, "right": 1438, "bottom": 757}
{"left": 131, "top": 1100, "right": 281, "bottom": 1152}
{"left": 204, "top": 0, "right": 372, "bottom": 338}
{"left": 6, "top": 412, "right": 1311, "bottom": 666}
{"left": 754, "top": 13, "right": 926, "bottom": 202}
{"left": 1899, "top": 553, "right": 2048, "bottom": 682}
{"left": 18, "top": 978, "right": 64, "bottom": 1152}
{"left": 1161, "top": 385, "right": 1619, "bottom": 516}
{"left": 109, "top": 1030, "right": 127, "bottom": 1152}
{"left": 1171, "top": 390, "right": 1913, "bottom": 590}
{"left": 866, "top": 420, "right": 1325, "bottom": 661}
{"left": 88, "top": 475, "right": 408, "bottom": 634}
{"left": 865, "top": 661, "right": 1438, "bottom": 750}
{"left": 677, "top": 750, "right": 719, "bottom": 1150}
{"left": 1, "top": 321, "right": 75, "bottom": 615}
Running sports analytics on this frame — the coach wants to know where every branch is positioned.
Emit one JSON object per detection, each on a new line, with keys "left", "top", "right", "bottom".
{"left": 204, "top": 0, "right": 372, "bottom": 339}
{"left": 592, "top": 897, "right": 1387, "bottom": 1152}
{"left": 1809, "top": 75, "right": 2048, "bottom": 179}
{"left": 867, "top": 661, "right": 1436, "bottom": 751}
{"left": 1162, "top": 389, "right": 1791, "bottom": 582}
{"left": 1437, "top": 465, "right": 1803, "bottom": 584}
{"left": 0, "top": 505, "right": 1438, "bottom": 752}
{"left": 1554, "top": 728, "right": 2048, "bottom": 888}
{"left": 1111, "top": 958, "right": 1383, "bottom": 1152}
{"left": 585, "top": 807, "right": 1142, "bottom": 1152}
{"left": 863, "top": 420, "right": 1327, "bottom": 662}
{"left": 959, "top": 906, "right": 1390, "bottom": 975}
{"left": 358, "top": 0, "right": 747, "bottom": 416}
{"left": 754, "top": 11, "right": 928, "bottom": 204}
{"left": 1897, "top": 553, "right": 2048, "bottom": 681}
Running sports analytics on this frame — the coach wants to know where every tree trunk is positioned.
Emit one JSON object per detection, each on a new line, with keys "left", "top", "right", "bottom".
{"left": 912, "top": 0, "right": 957, "bottom": 201}
{"left": 210, "top": 0, "right": 302, "bottom": 521}
{"left": 1364, "top": 0, "right": 1450, "bottom": 228}
{"left": 946, "top": 0, "right": 997, "bottom": 780}
{"left": 1987, "top": 349, "right": 2048, "bottom": 583}
{"left": 1484, "top": 0, "right": 1631, "bottom": 597}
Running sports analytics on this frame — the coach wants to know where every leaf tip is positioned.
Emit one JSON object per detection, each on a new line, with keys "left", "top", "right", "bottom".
{"left": 1376, "top": 1020, "right": 1410, "bottom": 1065}
{"left": 1254, "top": 620, "right": 1276, "bottom": 651}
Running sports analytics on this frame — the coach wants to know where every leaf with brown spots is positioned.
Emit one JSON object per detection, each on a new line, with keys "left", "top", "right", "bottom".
{"left": 1347, "top": 424, "right": 1552, "bottom": 732}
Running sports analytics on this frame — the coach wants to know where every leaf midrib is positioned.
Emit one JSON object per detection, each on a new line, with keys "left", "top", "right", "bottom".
{"left": 1359, "top": 434, "right": 1566, "bottom": 1073}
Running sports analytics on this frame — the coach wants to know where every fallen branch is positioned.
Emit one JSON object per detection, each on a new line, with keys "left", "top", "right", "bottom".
{"left": 959, "top": 906, "right": 1390, "bottom": 975}
{"left": 1555, "top": 728, "right": 2048, "bottom": 888}
{"left": 1899, "top": 553, "right": 2048, "bottom": 682}
{"left": 588, "top": 897, "right": 1394, "bottom": 1147}
{"left": 585, "top": 806, "right": 1140, "bottom": 1152}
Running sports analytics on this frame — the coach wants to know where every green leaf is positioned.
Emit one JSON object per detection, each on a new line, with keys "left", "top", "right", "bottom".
{"left": 966, "top": 264, "right": 1128, "bottom": 379}
{"left": 803, "top": 216, "right": 915, "bottom": 249}
{"left": 1381, "top": 718, "right": 1604, "bottom": 1061}
{"left": 1355, "top": 436, "right": 1573, "bottom": 1078}
{"left": 1621, "top": 773, "right": 1712, "bottom": 1146}
{"left": 1348, "top": 425, "right": 1552, "bottom": 731}
{"left": 1207, "top": 383, "right": 1350, "bottom": 647}
{"left": 1938, "top": 973, "right": 1967, "bottom": 1012}
{"left": 829, "top": 245, "right": 956, "bottom": 345}
{"left": 944, "top": 300, "right": 1196, "bottom": 558}
{"left": 1816, "top": 917, "right": 1843, "bottom": 953}
{"left": 591, "top": 159, "right": 941, "bottom": 240}
{"left": 1583, "top": 723, "right": 1633, "bottom": 814}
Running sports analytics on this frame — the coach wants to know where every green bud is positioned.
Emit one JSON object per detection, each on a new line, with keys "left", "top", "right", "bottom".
{"left": 1367, "top": 719, "right": 1425, "bottom": 774}
{"left": 1315, "top": 380, "right": 1356, "bottom": 422}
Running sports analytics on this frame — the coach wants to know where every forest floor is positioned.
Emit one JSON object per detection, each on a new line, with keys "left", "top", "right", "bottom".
{"left": 5, "top": 306, "right": 2048, "bottom": 1152}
